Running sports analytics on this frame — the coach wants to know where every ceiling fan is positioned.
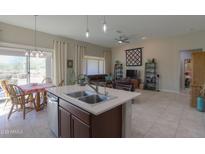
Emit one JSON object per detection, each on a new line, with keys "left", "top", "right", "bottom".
{"left": 115, "top": 36, "right": 130, "bottom": 44}
{"left": 115, "top": 30, "right": 130, "bottom": 44}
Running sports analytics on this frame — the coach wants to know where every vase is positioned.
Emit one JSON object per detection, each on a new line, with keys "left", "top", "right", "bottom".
{"left": 197, "top": 96, "right": 205, "bottom": 112}
{"left": 79, "top": 80, "right": 85, "bottom": 86}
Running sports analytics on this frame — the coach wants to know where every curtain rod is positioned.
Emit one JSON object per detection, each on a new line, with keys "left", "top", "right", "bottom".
{"left": 0, "top": 41, "right": 53, "bottom": 52}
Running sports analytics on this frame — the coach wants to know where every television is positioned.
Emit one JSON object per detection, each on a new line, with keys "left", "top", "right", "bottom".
{"left": 126, "top": 70, "right": 138, "bottom": 79}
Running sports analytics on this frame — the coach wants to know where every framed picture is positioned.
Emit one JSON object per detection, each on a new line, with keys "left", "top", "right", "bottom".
{"left": 125, "top": 48, "right": 143, "bottom": 66}
{"left": 67, "top": 59, "right": 73, "bottom": 68}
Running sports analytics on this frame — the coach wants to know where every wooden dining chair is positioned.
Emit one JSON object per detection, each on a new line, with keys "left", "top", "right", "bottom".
{"left": 40, "top": 77, "right": 53, "bottom": 107}
{"left": 58, "top": 80, "right": 64, "bottom": 86}
{"left": 41, "top": 77, "right": 53, "bottom": 84}
{"left": 0, "top": 80, "right": 11, "bottom": 108}
{"left": 7, "top": 84, "right": 36, "bottom": 120}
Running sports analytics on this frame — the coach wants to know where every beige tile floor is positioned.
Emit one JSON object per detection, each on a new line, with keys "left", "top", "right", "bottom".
{"left": 0, "top": 90, "right": 205, "bottom": 138}
{"left": 132, "top": 90, "right": 205, "bottom": 138}
{"left": 0, "top": 101, "right": 55, "bottom": 138}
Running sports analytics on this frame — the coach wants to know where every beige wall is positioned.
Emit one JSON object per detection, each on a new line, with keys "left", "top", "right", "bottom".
{"left": 0, "top": 22, "right": 112, "bottom": 73}
{"left": 112, "top": 31, "right": 205, "bottom": 92}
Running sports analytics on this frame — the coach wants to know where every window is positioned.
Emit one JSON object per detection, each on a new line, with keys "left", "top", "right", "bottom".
{"left": 83, "top": 56, "right": 105, "bottom": 75}
{"left": 30, "top": 57, "right": 47, "bottom": 83}
{"left": 0, "top": 47, "right": 52, "bottom": 85}
{"left": 0, "top": 55, "right": 27, "bottom": 85}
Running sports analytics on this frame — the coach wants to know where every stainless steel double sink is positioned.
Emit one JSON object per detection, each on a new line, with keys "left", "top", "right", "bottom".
{"left": 65, "top": 91, "right": 115, "bottom": 104}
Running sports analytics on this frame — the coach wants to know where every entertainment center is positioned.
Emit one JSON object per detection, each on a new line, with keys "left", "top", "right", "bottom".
{"left": 126, "top": 69, "right": 141, "bottom": 89}
{"left": 126, "top": 70, "right": 139, "bottom": 79}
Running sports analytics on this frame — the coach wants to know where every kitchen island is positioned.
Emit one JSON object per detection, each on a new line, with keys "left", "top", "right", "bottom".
{"left": 46, "top": 85, "right": 140, "bottom": 138}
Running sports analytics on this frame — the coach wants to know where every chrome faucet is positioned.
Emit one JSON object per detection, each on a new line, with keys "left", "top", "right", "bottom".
{"left": 84, "top": 75, "right": 99, "bottom": 93}
{"left": 87, "top": 82, "right": 99, "bottom": 94}
{"left": 104, "top": 85, "right": 108, "bottom": 96}
{"left": 85, "top": 75, "right": 108, "bottom": 96}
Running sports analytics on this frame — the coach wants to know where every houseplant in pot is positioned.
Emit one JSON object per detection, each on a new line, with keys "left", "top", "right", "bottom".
{"left": 197, "top": 83, "right": 205, "bottom": 112}
{"left": 77, "top": 74, "right": 86, "bottom": 86}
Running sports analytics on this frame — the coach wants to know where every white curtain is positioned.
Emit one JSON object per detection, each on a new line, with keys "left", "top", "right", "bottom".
{"left": 104, "top": 50, "right": 111, "bottom": 74}
{"left": 75, "top": 44, "right": 86, "bottom": 77}
{"left": 53, "top": 40, "right": 68, "bottom": 85}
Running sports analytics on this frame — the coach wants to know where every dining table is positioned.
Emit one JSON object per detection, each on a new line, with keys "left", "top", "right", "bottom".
{"left": 19, "top": 83, "right": 55, "bottom": 111}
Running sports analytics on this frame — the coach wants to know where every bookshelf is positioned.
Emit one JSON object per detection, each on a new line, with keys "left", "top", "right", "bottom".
{"left": 144, "top": 62, "right": 157, "bottom": 90}
{"left": 114, "top": 64, "right": 123, "bottom": 80}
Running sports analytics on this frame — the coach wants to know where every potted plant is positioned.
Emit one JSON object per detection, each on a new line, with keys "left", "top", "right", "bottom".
{"left": 78, "top": 74, "right": 86, "bottom": 86}
{"left": 197, "top": 83, "right": 205, "bottom": 112}
{"left": 115, "top": 60, "right": 121, "bottom": 64}
{"left": 68, "top": 68, "right": 76, "bottom": 85}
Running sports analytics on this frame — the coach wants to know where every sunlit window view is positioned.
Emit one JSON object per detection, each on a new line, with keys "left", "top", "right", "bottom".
{"left": 30, "top": 57, "right": 46, "bottom": 83}
{"left": 83, "top": 56, "right": 105, "bottom": 75}
{"left": 0, "top": 55, "right": 27, "bottom": 85}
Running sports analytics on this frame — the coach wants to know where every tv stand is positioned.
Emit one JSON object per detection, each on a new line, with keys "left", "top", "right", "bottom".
{"left": 130, "top": 79, "right": 141, "bottom": 89}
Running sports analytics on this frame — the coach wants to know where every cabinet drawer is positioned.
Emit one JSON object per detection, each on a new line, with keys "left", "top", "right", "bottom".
{"left": 59, "top": 99, "right": 90, "bottom": 125}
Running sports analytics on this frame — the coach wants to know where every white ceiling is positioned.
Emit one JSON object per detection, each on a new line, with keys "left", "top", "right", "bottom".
{"left": 0, "top": 15, "right": 205, "bottom": 47}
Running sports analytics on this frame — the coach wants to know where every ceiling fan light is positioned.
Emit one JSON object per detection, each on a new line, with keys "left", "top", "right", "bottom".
{"left": 118, "top": 40, "right": 122, "bottom": 44}
{"left": 142, "top": 36, "right": 147, "bottom": 40}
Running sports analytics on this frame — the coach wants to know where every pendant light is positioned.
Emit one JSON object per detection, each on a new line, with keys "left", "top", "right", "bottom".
{"left": 85, "top": 15, "right": 90, "bottom": 38}
{"left": 40, "top": 51, "right": 44, "bottom": 57}
{"left": 25, "top": 15, "right": 46, "bottom": 57}
{"left": 34, "top": 15, "right": 39, "bottom": 57}
{"left": 30, "top": 51, "right": 33, "bottom": 57}
{"left": 102, "top": 16, "right": 107, "bottom": 33}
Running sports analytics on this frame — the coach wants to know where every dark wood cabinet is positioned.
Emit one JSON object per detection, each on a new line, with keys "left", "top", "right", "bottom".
{"left": 58, "top": 98, "right": 122, "bottom": 138}
{"left": 59, "top": 107, "right": 71, "bottom": 138}
{"left": 71, "top": 115, "right": 90, "bottom": 138}
{"left": 59, "top": 99, "right": 90, "bottom": 138}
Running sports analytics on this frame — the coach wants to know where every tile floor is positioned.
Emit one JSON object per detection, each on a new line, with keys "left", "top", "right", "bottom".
{"left": 132, "top": 90, "right": 205, "bottom": 138}
{"left": 0, "top": 90, "right": 205, "bottom": 138}
{"left": 0, "top": 101, "right": 55, "bottom": 138}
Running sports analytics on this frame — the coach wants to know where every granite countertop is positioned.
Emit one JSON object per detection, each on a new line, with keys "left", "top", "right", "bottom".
{"left": 46, "top": 84, "right": 140, "bottom": 115}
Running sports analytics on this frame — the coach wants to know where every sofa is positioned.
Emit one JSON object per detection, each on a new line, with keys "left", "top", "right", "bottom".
{"left": 87, "top": 74, "right": 108, "bottom": 83}
{"left": 86, "top": 74, "right": 135, "bottom": 92}
{"left": 113, "top": 79, "right": 135, "bottom": 91}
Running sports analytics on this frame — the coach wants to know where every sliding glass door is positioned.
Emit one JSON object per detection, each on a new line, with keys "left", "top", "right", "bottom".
{"left": 30, "top": 57, "right": 46, "bottom": 83}
{"left": 0, "top": 55, "right": 27, "bottom": 85}
{"left": 0, "top": 48, "right": 52, "bottom": 85}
